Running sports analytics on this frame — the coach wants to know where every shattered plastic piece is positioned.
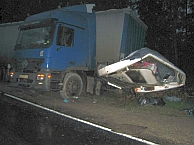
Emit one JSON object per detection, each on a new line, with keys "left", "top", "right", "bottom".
{"left": 73, "top": 96, "right": 79, "bottom": 99}
{"left": 139, "top": 97, "right": 150, "bottom": 105}
{"left": 63, "top": 99, "right": 69, "bottom": 103}
{"left": 138, "top": 97, "right": 165, "bottom": 106}
{"left": 163, "top": 95, "right": 181, "bottom": 102}
{"left": 182, "top": 107, "right": 194, "bottom": 117}
{"left": 93, "top": 99, "right": 98, "bottom": 104}
{"left": 190, "top": 109, "right": 194, "bottom": 117}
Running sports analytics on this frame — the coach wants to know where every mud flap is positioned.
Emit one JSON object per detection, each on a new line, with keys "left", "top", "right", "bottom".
{"left": 86, "top": 76, "right": 94, "bottom": 94}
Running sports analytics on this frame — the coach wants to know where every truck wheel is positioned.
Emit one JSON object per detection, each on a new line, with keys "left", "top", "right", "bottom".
{"left": 95, "top": 81, "right": 102, "bottom": 96}
{"left": 60, "top": 73, "right": 83, "bottom": 99}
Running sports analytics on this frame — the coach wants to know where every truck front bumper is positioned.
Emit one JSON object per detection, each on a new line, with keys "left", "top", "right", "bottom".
{"left": 10, "top": 71, "right": 51, "bottom": 91}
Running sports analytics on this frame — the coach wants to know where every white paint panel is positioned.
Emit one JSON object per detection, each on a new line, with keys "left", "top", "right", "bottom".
{"left": 96, "top": 11, "right": 125, "bottom": 64}
{"left": 0, "top": 21, "right": 23, "bottom": 63}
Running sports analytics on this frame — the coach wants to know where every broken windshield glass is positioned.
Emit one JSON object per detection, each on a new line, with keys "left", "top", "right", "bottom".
{"left": 15, "top": 24, "right": 54, "bottom": 49}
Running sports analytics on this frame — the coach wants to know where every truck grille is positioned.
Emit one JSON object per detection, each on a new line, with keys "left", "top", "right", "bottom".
{"left": 13, "top": 58, "right": 44, "bottom": 73}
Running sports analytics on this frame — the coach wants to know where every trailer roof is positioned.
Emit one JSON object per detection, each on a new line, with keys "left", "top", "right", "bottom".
{"left": 63, "top": 4, "right": 95, "bottom": 13}
{"left": 96, "top": 8, "right": 147, "bottom": 31}
{"left": 0, "top": 21, "right": 24, "bottom": 27}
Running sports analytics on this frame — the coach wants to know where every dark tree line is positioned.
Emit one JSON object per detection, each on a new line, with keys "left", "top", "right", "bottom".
{"left": 0, "top": 0, "right": 194, "bottom": 84}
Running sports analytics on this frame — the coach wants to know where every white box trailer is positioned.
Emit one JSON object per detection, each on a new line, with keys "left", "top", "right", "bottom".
{"left": 0, "top": 21, "right": 23, "bottom": 66}
{"left": 96, "top": 8, "right": 147, "bottom": 64}
{"left": 0, "top": 21, "right": 23, "bottom": 80}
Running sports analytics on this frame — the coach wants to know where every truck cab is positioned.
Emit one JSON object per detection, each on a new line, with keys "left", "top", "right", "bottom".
{"left": 10, "top": 5, "right": 96, "bottom": 95}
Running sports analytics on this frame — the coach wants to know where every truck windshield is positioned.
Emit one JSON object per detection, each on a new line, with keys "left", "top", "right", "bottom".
{"left": 15, "top": 22, "right": 55, "bottom": 49}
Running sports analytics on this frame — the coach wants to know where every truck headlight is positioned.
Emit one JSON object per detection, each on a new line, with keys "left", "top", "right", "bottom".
{"left": 37, "top": 74, "right": 45, "bottom": 80}
{"left": 10, "top": 72, "right": 14, "bottom": 77}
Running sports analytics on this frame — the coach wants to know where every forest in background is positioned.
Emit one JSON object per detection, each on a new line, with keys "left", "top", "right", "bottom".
{"left": 0, "top": 0, "right": 194, "bottom": 85}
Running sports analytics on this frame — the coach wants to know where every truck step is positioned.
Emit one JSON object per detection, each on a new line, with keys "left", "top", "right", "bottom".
{"left": 50, "top": 88, "right": 60, "bottom": 91}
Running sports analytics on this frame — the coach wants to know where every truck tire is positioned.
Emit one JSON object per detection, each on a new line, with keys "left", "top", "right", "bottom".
{"left": 60, "top": 72, "right": 83, "bottom": 99}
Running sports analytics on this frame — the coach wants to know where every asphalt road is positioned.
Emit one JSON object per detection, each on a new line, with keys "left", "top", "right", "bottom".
{"left": 0, "top": 92, "right": 148, "bottom": 145}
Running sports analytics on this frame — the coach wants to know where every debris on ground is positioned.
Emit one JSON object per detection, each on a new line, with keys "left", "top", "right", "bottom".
{"left": 163, "top": 95, "right": 181, "bottom": 102}
{"left": 63, "top": 99, "right": 69, "bottom": 103}
{"left": 93, "top": 99, "right": 98, "bottom": 104}
{"left": 138, "top": 96, "right": 166, "bottom": 106}
{"left": 73, "top": 96, "right": 79, "bottom": 99}
{"left": 182, "top": 107, "right": 194, "bottom": 117}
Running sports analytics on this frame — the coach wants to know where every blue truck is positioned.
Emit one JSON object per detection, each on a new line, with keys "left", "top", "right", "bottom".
{"left": 10, "top": 4, "right": 147, "bottom": 99}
